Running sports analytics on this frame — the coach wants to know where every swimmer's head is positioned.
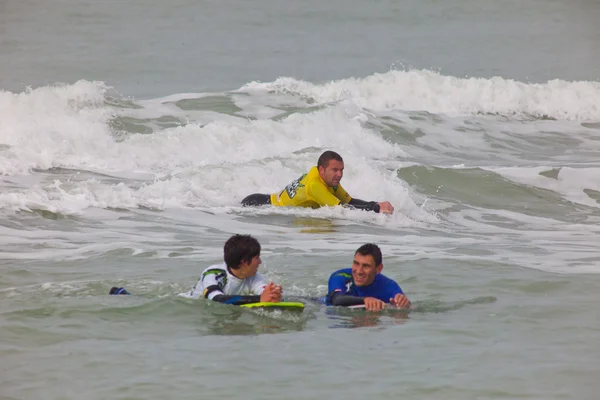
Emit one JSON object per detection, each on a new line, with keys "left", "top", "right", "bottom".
{"left": 109, "top": 287, "right": 130, "bottom": 295}
{"left": 317, "top": 151, "right": 344, "bottom": 187}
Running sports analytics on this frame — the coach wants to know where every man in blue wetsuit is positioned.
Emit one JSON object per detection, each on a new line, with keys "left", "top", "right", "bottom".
{"left": 326, "top": 243, "right": 411, "bottom": 311}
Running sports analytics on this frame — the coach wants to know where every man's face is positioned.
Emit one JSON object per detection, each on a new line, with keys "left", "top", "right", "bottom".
{"left": 318, "top": 159, "right": 344, "bottom": 187}
{"left": 351, "top": 253, "right": 382, "bottom": 287}
{"left": 238, "top": 254, "right": 262, "bottom": 279}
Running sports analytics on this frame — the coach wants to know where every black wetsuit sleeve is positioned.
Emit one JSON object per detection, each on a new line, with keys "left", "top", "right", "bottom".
{"left": 211, "top": 294, "right": 262, "bottom": 305}
{"left": 347, "top": 198, "right": 381, "bottom": 213}
{"left": 241, "top": 193, "right": 271, "bottom": 206}
{"left": 329, "top": 291, "right": 366, "bottom": 307}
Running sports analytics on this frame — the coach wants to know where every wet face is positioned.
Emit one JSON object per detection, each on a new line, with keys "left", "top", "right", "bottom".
{"left": 351, "top": 253, "right": 383, "bottom": 287}
{"left": 318, "top": 159, "right": 344, "bottom": 187}
{"left": 238, "top": 254, "right": 262, "bottom": 279}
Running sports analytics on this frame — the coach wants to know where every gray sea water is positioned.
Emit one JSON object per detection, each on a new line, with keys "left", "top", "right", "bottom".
{"left": 2, "top": 1, "right": 600, "bottom": 399}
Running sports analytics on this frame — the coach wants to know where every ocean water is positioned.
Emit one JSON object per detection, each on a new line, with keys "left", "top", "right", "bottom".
{"left": 2, "top": 1, "right": 600, "bottom": 399}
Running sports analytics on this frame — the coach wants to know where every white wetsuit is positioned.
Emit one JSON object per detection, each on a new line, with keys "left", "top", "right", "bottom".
{"left": 188, "top": 263, "right": 267, "bottom": 300}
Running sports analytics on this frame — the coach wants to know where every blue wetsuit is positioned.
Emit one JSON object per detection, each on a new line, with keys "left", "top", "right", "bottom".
{"left": 326, "top": 268, "right": 403, "bottom": 306}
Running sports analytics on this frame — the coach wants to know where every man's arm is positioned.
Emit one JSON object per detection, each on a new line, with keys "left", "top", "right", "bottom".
{"left": 198, "top": 270, "right": 263, "bottom": 305}
{"left": 332, "top": 184, "right": 352, "bottom": 204}
{"left": 326, "top": 270, "right": 385, "bottom": 310}
{"left": 210, "top": 293, "right": 262, "bottom": 305}
{"left": 328, "top": 291, "right": 365, "bottom": 306}
{"left": 348, "top": 198, "right": 395, "bottom": 214}
{"left": 203, "top": 283, "right": 273, "bottom": 305}
{"left": 326, "top": 270, "right": 351, "bottom": 305}
{"left": 309, "top": 181, "right": 394, "bottom": 214}
{"left": 328, "top": 291, "right": 388, "bottom": 311}
{"left": 251, "top": 273, "right": 283, "bottom": 303}
{"left": 334, "top": 182, "right": 393, "bottom": 213}
{"left": 386, "top": 279, "right": 411, "bottom": 309}
{"left": 347, "top": 198, "right": 381, "bottom": 213}
{"left": 390, "top": 293, "right": 411, "bottom": 308}
{"left": 208, "top": 286, "right": 284, "bottom": 304}
{"left": 188, "top": 268, "right": 222, "bottom": 299}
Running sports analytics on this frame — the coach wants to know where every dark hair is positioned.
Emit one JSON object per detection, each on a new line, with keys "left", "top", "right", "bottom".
{"left": 317, "top": 151, "right": 344, "bottom": 169}
{"left": 355, "top": 243, "right": 382, "bottom": 266}
{"left": 224, "top": 234, "right": 261, "bottom": 269}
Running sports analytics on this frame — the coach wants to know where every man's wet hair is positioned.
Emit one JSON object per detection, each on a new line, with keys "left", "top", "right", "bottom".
{"left": 317, "top": 151, "right": 344, "bottom": 169}
{"left": 355, "top": 243, "right": 383, "bottom": 266}
{"left": 224, "top": 234, "right": 261, "bottom": 269}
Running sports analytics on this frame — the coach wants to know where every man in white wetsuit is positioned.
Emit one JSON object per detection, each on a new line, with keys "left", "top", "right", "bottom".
{"left": 188, "top": 234, "right": 282, "bottom": 305}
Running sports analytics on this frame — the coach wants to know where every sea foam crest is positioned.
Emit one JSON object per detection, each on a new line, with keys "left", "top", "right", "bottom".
{"left": 241, "top": 69, "right": 600, "bottom": 121}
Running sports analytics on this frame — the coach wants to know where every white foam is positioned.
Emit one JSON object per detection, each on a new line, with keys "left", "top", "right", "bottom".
{"left": 0, "top": 82, "right": 430, "bottom": 225}
{"left": 241, "top": 69, "right": 600, "bottom": 121}
{"left": 3, "top": 75, "right": 595, "bottom": 233}
{"left": 4, "top": 76, "right": 600, "bottom": 276}
{"left": 489, "top": 166, "right": 600, "bottom": 209}
{"left": 0, "top": 80, "right": 115, "bottom": 175}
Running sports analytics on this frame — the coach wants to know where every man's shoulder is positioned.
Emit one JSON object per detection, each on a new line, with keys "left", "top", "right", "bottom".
{"left": 329, "top": 268, "right": 352, "bottom": 278}
{"left": 305, "top": 167, "right": 324, "bottom": 184}
{"left": 201, "top": 263, "right": 227, "bottom": 277}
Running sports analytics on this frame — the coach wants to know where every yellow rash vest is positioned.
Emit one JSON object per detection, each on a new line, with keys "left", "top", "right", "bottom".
{"left": 270, "top": 166, "right": 352, "bottom": 208}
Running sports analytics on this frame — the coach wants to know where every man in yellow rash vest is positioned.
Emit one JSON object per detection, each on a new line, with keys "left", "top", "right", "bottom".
{"left": 241, "top": 151, "right": 395, "bottom": 214}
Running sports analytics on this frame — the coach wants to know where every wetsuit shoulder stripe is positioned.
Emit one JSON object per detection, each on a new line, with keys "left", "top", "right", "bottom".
{"left": 202, "top": 269, "right": 225, "bottom": 278}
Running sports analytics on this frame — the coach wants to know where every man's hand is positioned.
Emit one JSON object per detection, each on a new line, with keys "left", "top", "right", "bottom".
{"left": 363, "top": 297, "right": 386, "bottom": 311}
{"left": 378, "top": 201, "right": 394, "bottom": 215}
{"left": 390, "top": 294, "right": 411, "bottom": 309}
{"left": 260, "top": 282, "right": 283, "bottom": 303}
